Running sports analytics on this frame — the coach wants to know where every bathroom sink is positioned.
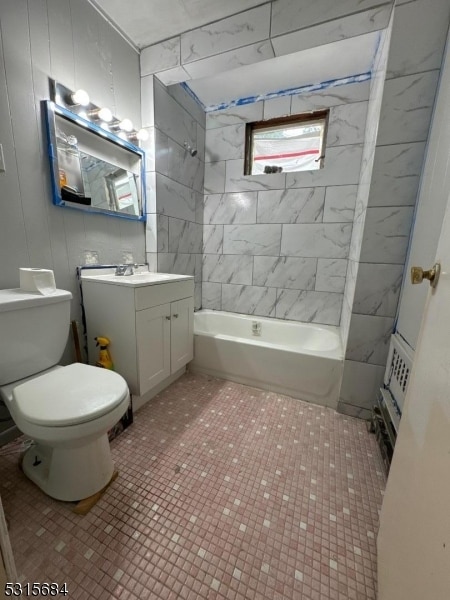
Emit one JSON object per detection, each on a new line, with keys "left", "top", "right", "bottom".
{"left": 81, "top": 270, "right": 193, "bottom": 287}
{"left": 130, "top": 272, "right": 179, "bottom": 281}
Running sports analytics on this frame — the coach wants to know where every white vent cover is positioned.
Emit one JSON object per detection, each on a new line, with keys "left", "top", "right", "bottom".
{"left": 384, "top": 333, "right": 414, "bottom": 413}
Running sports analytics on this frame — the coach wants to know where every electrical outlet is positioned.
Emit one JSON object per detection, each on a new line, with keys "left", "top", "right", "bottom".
{"left": 83, "top": 250, "right": 99, "bottom": 265}
{"left": 0, "top": 144, "right": 5, "bottom": 173}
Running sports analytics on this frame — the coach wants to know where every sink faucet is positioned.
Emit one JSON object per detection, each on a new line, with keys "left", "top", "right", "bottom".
{"left": 115, "top": 264, "right": 137, "bottom": 276}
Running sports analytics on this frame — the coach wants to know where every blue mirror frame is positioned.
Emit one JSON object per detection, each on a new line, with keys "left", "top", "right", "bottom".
{"left": 42, "top": 100, "right": 146, "bottom": 222}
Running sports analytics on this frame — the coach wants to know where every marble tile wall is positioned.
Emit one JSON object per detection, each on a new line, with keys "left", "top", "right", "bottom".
{"left": 141, "top": 78, "right": 205, "bottom": 308}
{"left": 202, "top": 81, "right": 370, "bottom": 325}
{"left": 138, "top": 0, "right": 450, "bottom": 420}
{"left": 140, "top": 1, "right": 392, "bottom": 87}
{"left": 339, "top": 17, "right": 394, "bottom": 353}
{"left": 338, "top": 0, "right": 450, "bottom": 419}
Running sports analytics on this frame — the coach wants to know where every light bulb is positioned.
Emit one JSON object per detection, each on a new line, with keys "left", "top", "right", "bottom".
{"left": 71, "top": 89, "right": 90, "bottom": 106}
{"left": 119, "top": 118, "right": 133, "bottom": 132}
{"left": 88, "top": 106, "right": 113, "bottom": 122}
{"left": 136, "top": 128, "right": 149, "bottom": 141}
{"left": 98, "top": 107, "right": 113, "bottom": 122}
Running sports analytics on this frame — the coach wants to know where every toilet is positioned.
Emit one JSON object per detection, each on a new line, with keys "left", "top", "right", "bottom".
{"left": 0, "top": 287, "right": 130, "bottom": 501}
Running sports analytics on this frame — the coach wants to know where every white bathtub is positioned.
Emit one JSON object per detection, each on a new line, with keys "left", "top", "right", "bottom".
{"left": 190, "top": 310, "right": 344, "bottom": 409}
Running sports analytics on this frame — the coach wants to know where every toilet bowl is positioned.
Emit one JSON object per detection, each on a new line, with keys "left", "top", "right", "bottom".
{"left": 0, "top": 286, "right": 130, "bottom": 502}
{"left": 1, "top": 363, "right": 130, "bottom": 501}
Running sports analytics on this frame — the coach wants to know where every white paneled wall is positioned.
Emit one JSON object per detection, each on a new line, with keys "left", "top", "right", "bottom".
{"left": 0, "top": 0, "right": 143, "bottom": 316}
{"left": 0, "top": 0, "right": 143, "bottom": 438}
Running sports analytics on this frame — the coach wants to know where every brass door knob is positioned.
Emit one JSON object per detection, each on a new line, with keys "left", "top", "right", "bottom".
{"left": 411, "top": 262, "right": 441, "bottom": 288}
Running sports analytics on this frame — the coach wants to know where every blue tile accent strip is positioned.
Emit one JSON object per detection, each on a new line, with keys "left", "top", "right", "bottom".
{"left": 180, "top": 81, "right": 207, "bottom": 111}
{"left": 187, "top": 72, "right": 372, "bottom": 113}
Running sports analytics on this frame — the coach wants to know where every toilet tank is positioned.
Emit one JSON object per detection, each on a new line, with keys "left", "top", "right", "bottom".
{"left": 0, "top": 288, "right": 72, "bottom": 385}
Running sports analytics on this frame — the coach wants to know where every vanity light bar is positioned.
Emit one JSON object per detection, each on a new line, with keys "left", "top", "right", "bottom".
{"left": 49, "top": 79, "right": 144, "bottom": 146}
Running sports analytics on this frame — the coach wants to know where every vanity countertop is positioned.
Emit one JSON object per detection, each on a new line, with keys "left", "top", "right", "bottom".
{"left": 81, "top": 269, "right": 193, "bottom": 287}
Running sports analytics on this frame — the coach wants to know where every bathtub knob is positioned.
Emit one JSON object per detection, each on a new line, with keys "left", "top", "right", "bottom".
{"left": 165, "top": 315, "right": 171, "bottom": 320}
{"left": 411, "top": 263, "right": 440, "bottom": 288}
{"left": 173, "top": 314, "right": 179, "bottom": 319}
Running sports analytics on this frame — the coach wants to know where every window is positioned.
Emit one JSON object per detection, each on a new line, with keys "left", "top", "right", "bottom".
{"left": 244, "top": 110, "right": 329, "bottom": 175}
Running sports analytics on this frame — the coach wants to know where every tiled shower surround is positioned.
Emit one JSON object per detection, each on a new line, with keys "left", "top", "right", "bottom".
{"left": 140, "top": 0, "right": 450, "bottom": 418}
{"left": 143, "top": 79, "right": 205, "bottom": 310}
{"left": 338, "top": 0, "right": 449, "bottom": 417}
{"left": 1, "top": 374, "right": 385, "bottom": 599}
{"left": 202, "top": 81, "right": 369, "bottom": 326}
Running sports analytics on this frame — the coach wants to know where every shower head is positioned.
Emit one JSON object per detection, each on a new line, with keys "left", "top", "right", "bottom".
{"left": 184, "top": 141, "right": 198, "bottom": 157}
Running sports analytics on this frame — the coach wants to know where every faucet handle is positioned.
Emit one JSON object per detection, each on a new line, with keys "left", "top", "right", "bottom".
{"left": 115, "top": 263, "right": 142, "bottom": 276}
{"left": 115, "top": 264, "right": 131, "bottom": 276}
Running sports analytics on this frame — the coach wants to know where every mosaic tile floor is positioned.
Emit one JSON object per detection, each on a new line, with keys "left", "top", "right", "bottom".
{"left": 0, "top": 373, "right": 385, "bottom": 599}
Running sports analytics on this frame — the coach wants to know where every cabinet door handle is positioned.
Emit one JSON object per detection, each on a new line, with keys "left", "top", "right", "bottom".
{"left": 165, "top": 316, "right": 171, "bottom": 320}
{"left": 173, "top": 313, "right": 179, "bottom": 318}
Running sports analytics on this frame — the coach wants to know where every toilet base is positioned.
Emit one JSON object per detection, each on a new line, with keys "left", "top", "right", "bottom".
{"left": 73, "top": 469, "right": 118, "bottom": 515}
{"left": 21, "top": 434, "right": 115, "bottom": 501}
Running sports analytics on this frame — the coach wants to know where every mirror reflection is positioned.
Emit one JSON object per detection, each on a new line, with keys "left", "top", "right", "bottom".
{"left": 44, "top": 101, "right": 146, "bottom": 221}
{"left": 79, "top": 153, "right": 140, "bottom": 216}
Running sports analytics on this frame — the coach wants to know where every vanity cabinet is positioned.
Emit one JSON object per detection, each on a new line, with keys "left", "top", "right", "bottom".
{"left": 136, "top": 296, "right": 193, "bottom": 393}
{"left": 82, "top": 275, "right": 194, "bottom": 399}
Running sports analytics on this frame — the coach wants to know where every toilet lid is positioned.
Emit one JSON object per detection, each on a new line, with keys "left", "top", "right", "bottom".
{"left": 13, "top": 363, "right": 129, "bottom": 427}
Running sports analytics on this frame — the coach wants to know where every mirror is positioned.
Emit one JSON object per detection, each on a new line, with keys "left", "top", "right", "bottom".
{"left": 43, "top": 100, "right": 146, "bottom": 221}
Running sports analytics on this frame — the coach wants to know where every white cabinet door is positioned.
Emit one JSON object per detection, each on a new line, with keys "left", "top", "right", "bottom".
{"left": 136, "top": 304, "right": 171, "bottom": 395}
{"left": 170, "top": 297, "right": 194, "bottom": 373}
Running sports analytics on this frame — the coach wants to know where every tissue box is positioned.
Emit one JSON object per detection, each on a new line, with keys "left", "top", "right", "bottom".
{"left": 19, "top": 268, "right": 56, "bottom": 295}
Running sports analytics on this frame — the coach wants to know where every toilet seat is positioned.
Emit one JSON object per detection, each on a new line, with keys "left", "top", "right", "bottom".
{"left": 13, "top": 363, "right": 129, "bottom": 427}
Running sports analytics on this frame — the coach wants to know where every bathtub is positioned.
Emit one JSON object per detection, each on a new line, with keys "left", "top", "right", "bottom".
{"left": 190, "top": 310, "right": 344, "bottom": 409}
